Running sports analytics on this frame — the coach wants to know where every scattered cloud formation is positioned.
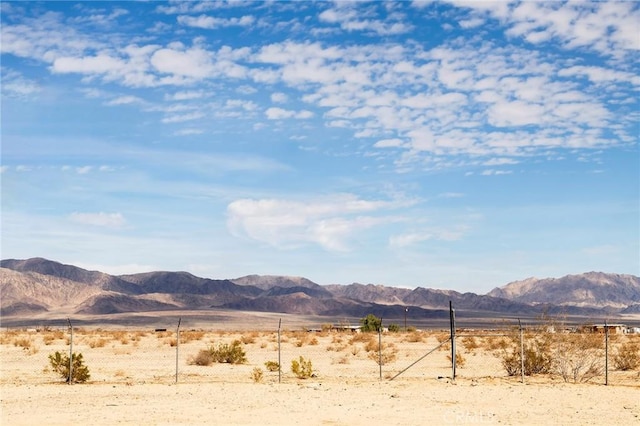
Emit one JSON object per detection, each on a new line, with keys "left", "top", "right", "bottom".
{"left": 2, "top": 1, "right": 637, "bottom": 291}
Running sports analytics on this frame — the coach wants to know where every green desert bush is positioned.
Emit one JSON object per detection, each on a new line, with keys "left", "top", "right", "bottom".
{"left": 291, "top": 356, "right": 313, "bottom": 379}
{"left": 48, "top": 351, "right": 90, "bottom": 383}
{"left": 191, "top": 340, "right": 247, "bottom": 365}
{"left": 264, "top": 360, "right": 280, "bottom": 372}
{"left": 360, "top": 314, "right": 382, "bottom": 332}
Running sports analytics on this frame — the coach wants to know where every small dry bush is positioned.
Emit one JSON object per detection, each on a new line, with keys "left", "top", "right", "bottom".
{"left": 14, "top": 336, "right": 33, "bottom": 350}
{"left": 553, "top": 333, "right": 603, "bottom": 383}
{"left": 612, "top": 341, "right": 640, "bottom": 371}
{"left": 367, "top": 343, "right": 398, "bottom": 365}
{"left": 291, "top": 356, "right": 313, "bottom": 379}
{"left": 181, "top": 330, "right": 205, "bottom": 344}
{"left": 190, "top": 340, "right": 248, "bottom": 366}
{"left": 88, "top": 338, "right": 108, "bottom": 348}
{"left": 497, "top": 329, "right": 553, "bottom": 376}
{"left": 42, "top": 330, "right": 64, "bottom": 345}
{"left": 349, "top": 333, "right": 373, "bottom": 344}
{"left": 461, "top": 336, "right": 479, "bottom": 353}
{"left": 404, "top": 331, "right": 424, "bottom": 343}
{"left": 250, "top": 367, "right": 264, "bottom": 383}
{"left": 240, "top": 332, "right": 258, "bottom": 345}
{"left": 446, "top": 352, "right": 466, "bottom": 368}
{"left": 333, "top": 355, "right": 350, "bottom": 365}
{"left": 364, "top": 338, "right": 379, "bottom": 353}
{"left": 264, "top": 360, "right": 280, "bottom": 372}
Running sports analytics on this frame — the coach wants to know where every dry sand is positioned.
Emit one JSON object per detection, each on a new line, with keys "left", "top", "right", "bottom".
{"left": 1, "top": 326, "right": 639, "bottom": 425}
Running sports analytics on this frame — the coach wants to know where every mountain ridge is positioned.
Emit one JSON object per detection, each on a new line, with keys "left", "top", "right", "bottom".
{"left": 1, "top": 258, "right": 638, "bottom": 322}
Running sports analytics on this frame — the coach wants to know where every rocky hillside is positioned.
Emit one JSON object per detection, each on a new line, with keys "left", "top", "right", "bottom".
{"left": 488, "top": 272, "right": 640, "bottom": 310}
{"left": 1, "top": 258, "right": 637, "bottom": 321}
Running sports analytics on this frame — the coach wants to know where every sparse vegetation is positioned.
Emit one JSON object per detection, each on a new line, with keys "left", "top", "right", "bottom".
{"left": 553, "top": 333, "right": 603, "bottom": 383}
{"left": 613, "top": 342, "right": 640, "bottom": 371}
{"left": 48, "top": 351, "right": 90, "bottom": 383}
{"left": 190, "top": 340, "right": 248, "bottom": 365}
{"left": 447, "top": 352, "right": 466, "bottom": 368}
{"left": 264, "top": 360, "right": 280, "bottom": 372}
{"left": 291, "top": 356, "right": 313, "bottom": 379}
{"left": 250, "top": 367, "right": 264, "bottom": 383}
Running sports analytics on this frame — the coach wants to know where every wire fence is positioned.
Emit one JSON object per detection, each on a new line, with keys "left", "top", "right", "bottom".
{"left": 1, "top": 314, "right": 639, "bottom": 387}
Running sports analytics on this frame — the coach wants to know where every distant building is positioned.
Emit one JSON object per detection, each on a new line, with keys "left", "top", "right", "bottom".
{"left": 588, "top": 324, "right": 627, "bottom": 334}
{"left": 626, "top": 326, "right": 640, "bottom": 334}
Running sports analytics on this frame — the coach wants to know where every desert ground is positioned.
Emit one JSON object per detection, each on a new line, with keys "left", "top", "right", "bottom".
{"left": 1, "top": 314, "right": 639, "bottom": 425}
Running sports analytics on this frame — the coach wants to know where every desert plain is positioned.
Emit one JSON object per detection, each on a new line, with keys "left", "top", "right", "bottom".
{"left": 1, "top": 312, "right": 639, "bottom": 425}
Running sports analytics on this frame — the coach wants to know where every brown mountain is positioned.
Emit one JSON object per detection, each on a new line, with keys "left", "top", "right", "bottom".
{"left": 487, "top": 272, "right": 640, "bottom": 310}
{"left": 1, "top": 258, "right": 637, "bottom": 324}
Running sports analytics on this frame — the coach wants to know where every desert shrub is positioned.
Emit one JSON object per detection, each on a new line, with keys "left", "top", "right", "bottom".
{"left": 368, "top": 343, "right": 398, "bottom": 365}
{"left": 552, "top": 333, "right": 603, "bottom": 383}
{"left": 446, "top": 352, "right": 466, "bottom": 368}
{"left": 360, "top": 314, "right": 382, "bottom": 332}
{"left": 461, "top": 336, "right": 479, "bottom": 353}
{"left": 191, "top": 349, "right": 213, "bottom": 366}
{"left": 264, "top": 360, "right": 280, "bottom": 372}
{"left": 14, "top": 337, "right": 32, "bottom": 350}
{"left": 388, "top": 324, "right": 400, "bottom": 332}
{"left": 364, "top": 338, "right": 379, "bottom": 353}
{"left": 88, "top": 338, "right": 108, "bottom": 348}
{"left": 48, "top": 351, "right": 90, "bottom": 383}
{"left": 613, "top": 342, "right": 640, "bottom": 371}
{"left": 250, "top": 367, "right": 264, "bottom": 383}
{"left": 240, "top": 333, "right": 257, "bottom": 345}
{"left": 181, "top": 330, "right": 205, "bottom": 343}
{"left": 349, "top": 333, "right": 373, "bottom": 344}
{"left": 404, "top": 331, "right": 424, "bottom": 343}
{"left": 291, "top": 356, "right": 313, "bottom": 379}
{"left": 498, "top": 330, "right": 553, "bottom": 376}
{"left": 191, "top": 340, "right": 247, "bottom": 365}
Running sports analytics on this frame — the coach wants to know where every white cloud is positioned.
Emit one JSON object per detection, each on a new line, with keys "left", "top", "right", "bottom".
{"left": 227, "top": 194, "right": 410, "bottom": 252}
{"left": 271, "top": 92, "right": 288, "bottom": 103}
{"left": 70, "top": 212, "right": 126, "bottom": 228}
{"left": 161, "top": 111, "right": 206, "bottom": 123}
{"left": 105, "top": 95, "right": 144, "bottom": 106}
{"left": 165, "top": 90, "right": 207, "bottom": 101}
{"left": 1, "top": 69, "right": 41, "bottom": 97}
{"left": 374, "top": 138, "right": 405, "bottom": 148}
{"left": 265, "top": 107, "right": 313, "bottom": 120}
{"left": 177, "top": 14, "right": 255, "bottom": 29}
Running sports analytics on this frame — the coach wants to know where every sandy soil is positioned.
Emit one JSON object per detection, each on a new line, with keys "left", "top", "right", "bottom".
{"left": 1, "top": 327, "right": 639, "bottom": 425}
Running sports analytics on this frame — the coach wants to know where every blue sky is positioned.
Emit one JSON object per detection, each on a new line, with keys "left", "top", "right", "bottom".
{"left": 1, "top": 1, "right": 638, "bottom": 293}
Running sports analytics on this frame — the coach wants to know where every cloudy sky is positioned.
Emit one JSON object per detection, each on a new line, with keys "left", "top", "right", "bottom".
{"left": 1, "top": 1, "right": 638, "bottom": 293}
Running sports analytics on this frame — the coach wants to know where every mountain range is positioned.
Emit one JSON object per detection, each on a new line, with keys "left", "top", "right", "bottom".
{"left": 1, "top": 258, "right": 639, "bottom": 325}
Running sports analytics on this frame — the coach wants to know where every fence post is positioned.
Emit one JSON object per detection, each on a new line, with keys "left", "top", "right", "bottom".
{"left": 278, "top": 319, "right": 282, "bottom": 384}
{"left": 518, "top": 318, "right": 525, "bottom": 384}
{"left": 449, "top": 301, "right": 456, "bottom": 380}
{"left": 378, "top": 318, "right": 383, "bottom": 381}
{"left": 67, "top": 318, "right": 73, "bottom": 385}
{"left": 604, "top": 319, "right": 609, "bottom": 386}
{"left": 175, "top": 318, "right": 181, "bottom": 384}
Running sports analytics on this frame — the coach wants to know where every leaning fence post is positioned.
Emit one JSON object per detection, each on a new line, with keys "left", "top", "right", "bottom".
{"left": 67, "top": 318, "right": 73, "bottom": 385}
{"left": 175, "top": 318, "right": 181, "bottom": 384}
{"left": 278, "top": 319, "right": 282, "bottom": 384}
{"left": 518, "top": 318, "right": 525, "bottom": 384}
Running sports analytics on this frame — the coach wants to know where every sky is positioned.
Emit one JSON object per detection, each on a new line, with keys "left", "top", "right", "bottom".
{"left": 1, "top": 1, "right": 638, "bottom": 294}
